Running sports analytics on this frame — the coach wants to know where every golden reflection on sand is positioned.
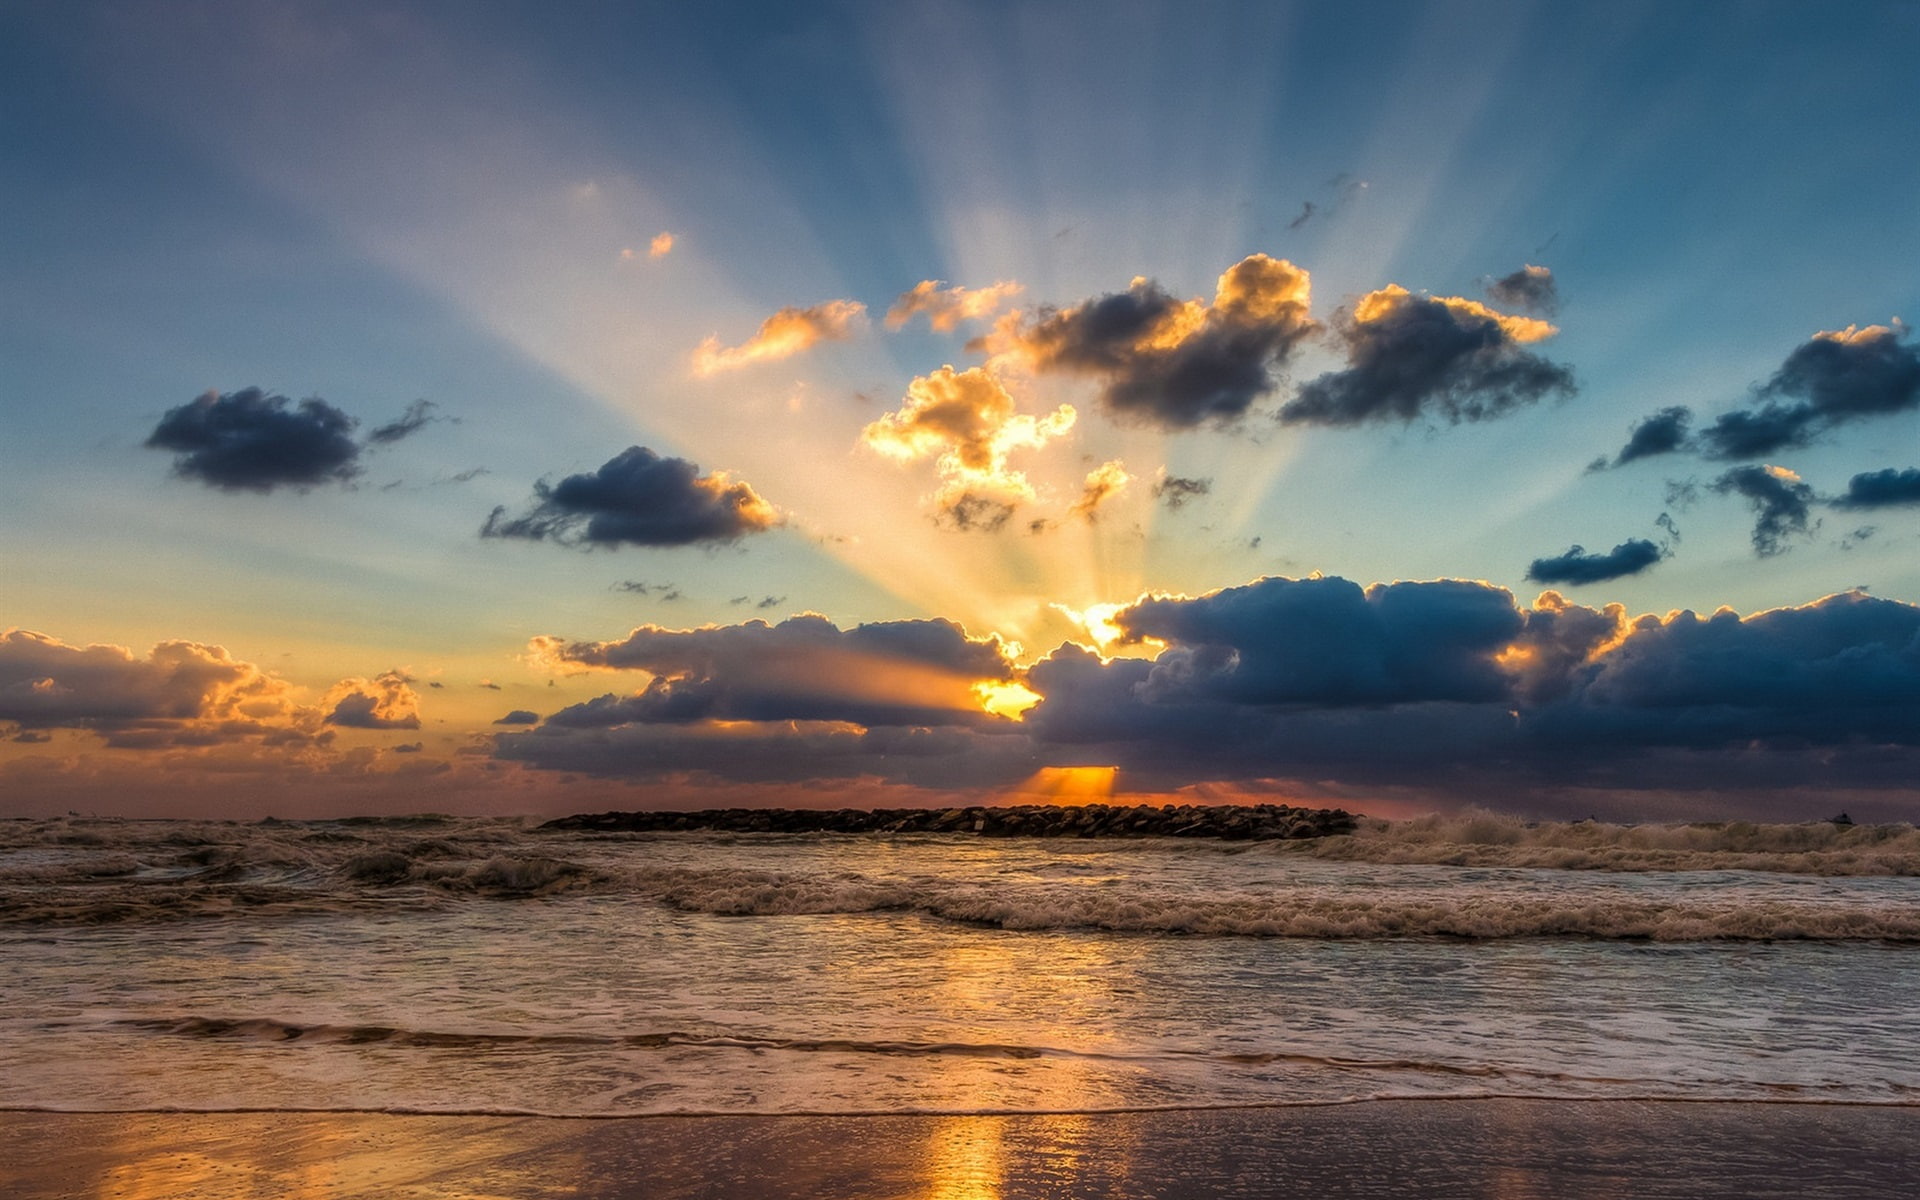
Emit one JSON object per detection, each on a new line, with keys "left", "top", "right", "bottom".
{"left": 920, "top": 1116, "right": 1006, "bottom": 1200}
{"left": 81, "top": 1113, "right": 573, "bottom": 1200}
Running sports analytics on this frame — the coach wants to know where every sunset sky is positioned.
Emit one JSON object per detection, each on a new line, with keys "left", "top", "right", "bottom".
{"left": 5, "top": 1, "right": 1920, "bottom": 820}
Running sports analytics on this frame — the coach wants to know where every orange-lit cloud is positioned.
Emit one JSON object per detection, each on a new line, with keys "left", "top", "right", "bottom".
{"left": 977, "top": 254, "right": 1315, "bottom": 428}
{"left": 0, "top": 628, "right": 322, "bottom": 747}
{"left": 530, "top": 613, "right": 1025, "bottom": 728}
{"left": 692, "top": 299, "right": 866, "bottom": 376}
{"left": 1068, "top": 460, "right": 1131, "bottom": 521}
{"left": 1353, "top": 284, "right": 1556, "bottom": 343}
{"left": 860, "top": 365, "right": 1076, "bottom": 519}
{"left": 886, "top": 279, "right": 1022, "bottom": 332}
{"left": 323, "top": 671, "right": 423, "bottom": 730}
{"left": 649, "top": 231, "right": 674, "bottom": 258}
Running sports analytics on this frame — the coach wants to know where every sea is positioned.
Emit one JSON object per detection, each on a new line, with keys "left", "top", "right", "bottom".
{"left": 4, "top": 812, "right": 1919, "bottom": 1119}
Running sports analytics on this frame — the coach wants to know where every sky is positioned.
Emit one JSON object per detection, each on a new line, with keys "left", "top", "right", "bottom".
{"left": 5, "top": 0, "right": 1920, "bottom": 821}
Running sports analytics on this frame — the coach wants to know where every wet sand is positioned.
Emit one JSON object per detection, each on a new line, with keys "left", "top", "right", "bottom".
{"left": 4, "top": 1100, "right": 1916, "bottom": 1199}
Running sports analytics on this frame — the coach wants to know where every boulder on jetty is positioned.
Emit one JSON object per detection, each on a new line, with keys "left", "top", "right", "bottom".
{"left": 540, "top": 802, "right": 1357, "bottom": 841}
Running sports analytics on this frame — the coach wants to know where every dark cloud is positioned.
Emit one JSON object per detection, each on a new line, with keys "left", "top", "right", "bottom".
{"left": 990, "top": 254, "right": 1316, "bottom": 429}
{"left": 938, "top": 492, "right": 1016, "bottom": 533}
{"left": 366, "top": 399, "right": 443, "bottom": 444}
{"left": 1530, "top": 590, "right": 1920, "bottom": 749}
{"left": 1018, "top": 579, "right": 1920, "bottom": 798}
{"left": 1285, "top": 174, "right": 1368, "bottom": 230}
{"left": 1525, "top": 539, "right": 1666, "bottom": 586}
{"left": 486, "top": 572, "right": 1920, "bottom": 807}
{"left": 531, "top": 614, "right": 1020, "bottom": 730}
{"left": 613, "top": 580, "right": 674, "bottom": 596}
{"left": 483, "top": 446, "right": 779, "bottom": 548}
{"left": 494, "top": 710, "right": 540, "bottom": 726}
{"left": 1596, "top": 406, "right": 1692, "bottom": 470}
{"left": 146, "top": 388, "right": 363, "bottom": 491}
{"left": 1835, "top": 467, "right": 1920, "bottom": 509}
{"left": 1485, "top": 264, "right": 1559, "bottom": 316}
{"left": 1697, "top": 325, "right": 1920, "bottom": 459}
{"left": 1152, "top": 475, "right": 1212, "bottom": 510}
{"left": 1279, "top": 287, "right": 1574, "bottom": 427}
{"left": 1712, "top": 465, "right": 1817, "bottom": 556}
{"left": 1110, "top": 576, "right": 1524, "bottom": 708}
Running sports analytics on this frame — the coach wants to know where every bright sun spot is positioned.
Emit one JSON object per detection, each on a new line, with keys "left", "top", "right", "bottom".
{"left": 973, "top": 679, "right": 1041, "bottom": 721}
{"left": 1052, "top": 602, "right": 1127, "bottom": 652}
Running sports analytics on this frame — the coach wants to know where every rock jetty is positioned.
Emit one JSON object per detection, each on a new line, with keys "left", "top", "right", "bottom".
{"left": 541, "top": 802, "right": 1358, "bottom": 841}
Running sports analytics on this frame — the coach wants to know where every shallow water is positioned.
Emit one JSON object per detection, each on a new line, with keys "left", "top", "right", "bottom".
{"left": 4, "top": 817, "right": 1918, "bottom": 1116}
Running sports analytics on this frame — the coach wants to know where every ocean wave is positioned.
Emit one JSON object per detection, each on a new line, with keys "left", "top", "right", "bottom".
{"left": 1282, "top": 812, "right": 1920, "bottom": 875}
{"left": 615, "top": 866, "right": 1920, "bottom": 941}
{"left": 105, "top": 1015, "right": 1666, "bottom": 1088}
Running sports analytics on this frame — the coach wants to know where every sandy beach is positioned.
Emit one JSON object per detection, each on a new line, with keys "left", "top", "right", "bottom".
{"left": 5, "top": 1100, "right": 1917, "bottom": 1199}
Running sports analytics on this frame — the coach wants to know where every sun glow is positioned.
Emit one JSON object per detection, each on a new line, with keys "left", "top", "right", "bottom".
{"left": 973, "top": 679, "right": 1041, "bottom": 721}
{"left": 1051, "top": 602, "right": 1127, "bottom": 652}
{"left": 1009, "top": 765, "right": 1119, "bottom": 804}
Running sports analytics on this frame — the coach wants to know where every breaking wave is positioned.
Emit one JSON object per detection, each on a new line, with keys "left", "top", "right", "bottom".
{"left": 5, "top": 813, "right": 1920, "bottom": 940}
{"left": 1287, "top": 812, "right": 1920, "bottom": 875}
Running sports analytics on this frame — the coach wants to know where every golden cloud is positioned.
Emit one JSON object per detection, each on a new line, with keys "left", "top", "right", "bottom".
{"left": 692, "top": 299, "right": 866, "bottom": 376}
{"left": 860, "top": 365, "right": 1076, "bottom": 509}
{"left": 1069, "top": 459, "right": 1132, "bottom": 521}
{"left": 885, "top": 279, "right": 1023, "bottom": 332}
{"left": 1354, "top": 284, "right": 1557, "bottom": 343}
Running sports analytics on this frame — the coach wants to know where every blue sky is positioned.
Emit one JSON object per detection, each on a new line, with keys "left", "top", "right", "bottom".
{"left": 4, "top": 1, "right": 1920, "bottom": 819}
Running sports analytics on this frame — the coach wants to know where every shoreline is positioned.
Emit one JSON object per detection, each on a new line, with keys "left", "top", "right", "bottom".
{"left": 6, "top": 1098, "right": 1917, "bottom": 1199}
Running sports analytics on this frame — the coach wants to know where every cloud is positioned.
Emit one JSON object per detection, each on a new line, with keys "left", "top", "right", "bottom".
{"left": 1526, "top": 539, "right": 1666, "bottom": 585}
{"left": 861, "top": 365, "right": 1075, "bottom": 525}
{"left": 527, "top": 614, "right": 1022, "bottom": 731}
{"left": 0, "top": 628, "right": 325, "bottom": 748}
{"left": 1111, "top": 576, "right": 1526, "bottom": 708}
{"left": 483, "top": 572, "right": 1920, "bottom": 807}
{"left": 692, "top": 300, "right": 865, "bottom": 376}
{"left": 1285, "top": 174, "right": 1369, "bottom": 230}
{"left": 1596, "top": 405, "right": 1692, "bottom": 469}
{"left": 983, "top": 254, "right": 1316, "bottom": 429}
{"left": 324, "top": 671, "right": 421, "bottom": 730}
{"left": 146, "top": 388, "right": 364, "bottom": 491}
{"left": 1068, "top": 460, "right": 1131, "bottom": 521}
{"left": 1531, "top": 589, "right": 1920, "bottom": 749}
{"left": 1152, "top": 473, "right": 1212, "bottom": 510}
{"left": 1280, "top": 286, "right": 1573, "bottom": 427}
{"left": 1017, "top": 578, "right": 1920, "bottom": 799}
{"left": 494, "top": 719, "right": 1033, "bottom": 790}
{"left": 1712, "top": 464, "right": 1817, "bottom": 556}
{"left": 1485, "top": 264, "right": 1559, "bottom": 316}
{"left": 366, "top": 399, "right": 443, "bottom": 445}
{"left": 941, "top": 493, "right": 1017, "bottom": 533}
{"left": 886, "top": 280, "right": 1021, "bottom": 332}
{"left": 482, "top": 446, "right": 780, "bottom": 548}
{"left": 494, "top": 710, "right": 540, "bottom": 726}
{"left": 649, "top": 231, "right": 674, "bottom": 258}
{"left": 1696, "top": 324, "right": 1920, "bottom": 459}
{"left": 1834, "top": 467, "right": 1920, "bottom": 509}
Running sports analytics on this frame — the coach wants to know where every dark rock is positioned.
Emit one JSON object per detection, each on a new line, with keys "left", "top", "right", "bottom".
{"left": 540, "top": 803, "right": 1359, "bottom": 842}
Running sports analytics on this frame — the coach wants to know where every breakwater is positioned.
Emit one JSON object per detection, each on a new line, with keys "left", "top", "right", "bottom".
{"left": 540, "top": 802, "right": 1359, "bottom": 840}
